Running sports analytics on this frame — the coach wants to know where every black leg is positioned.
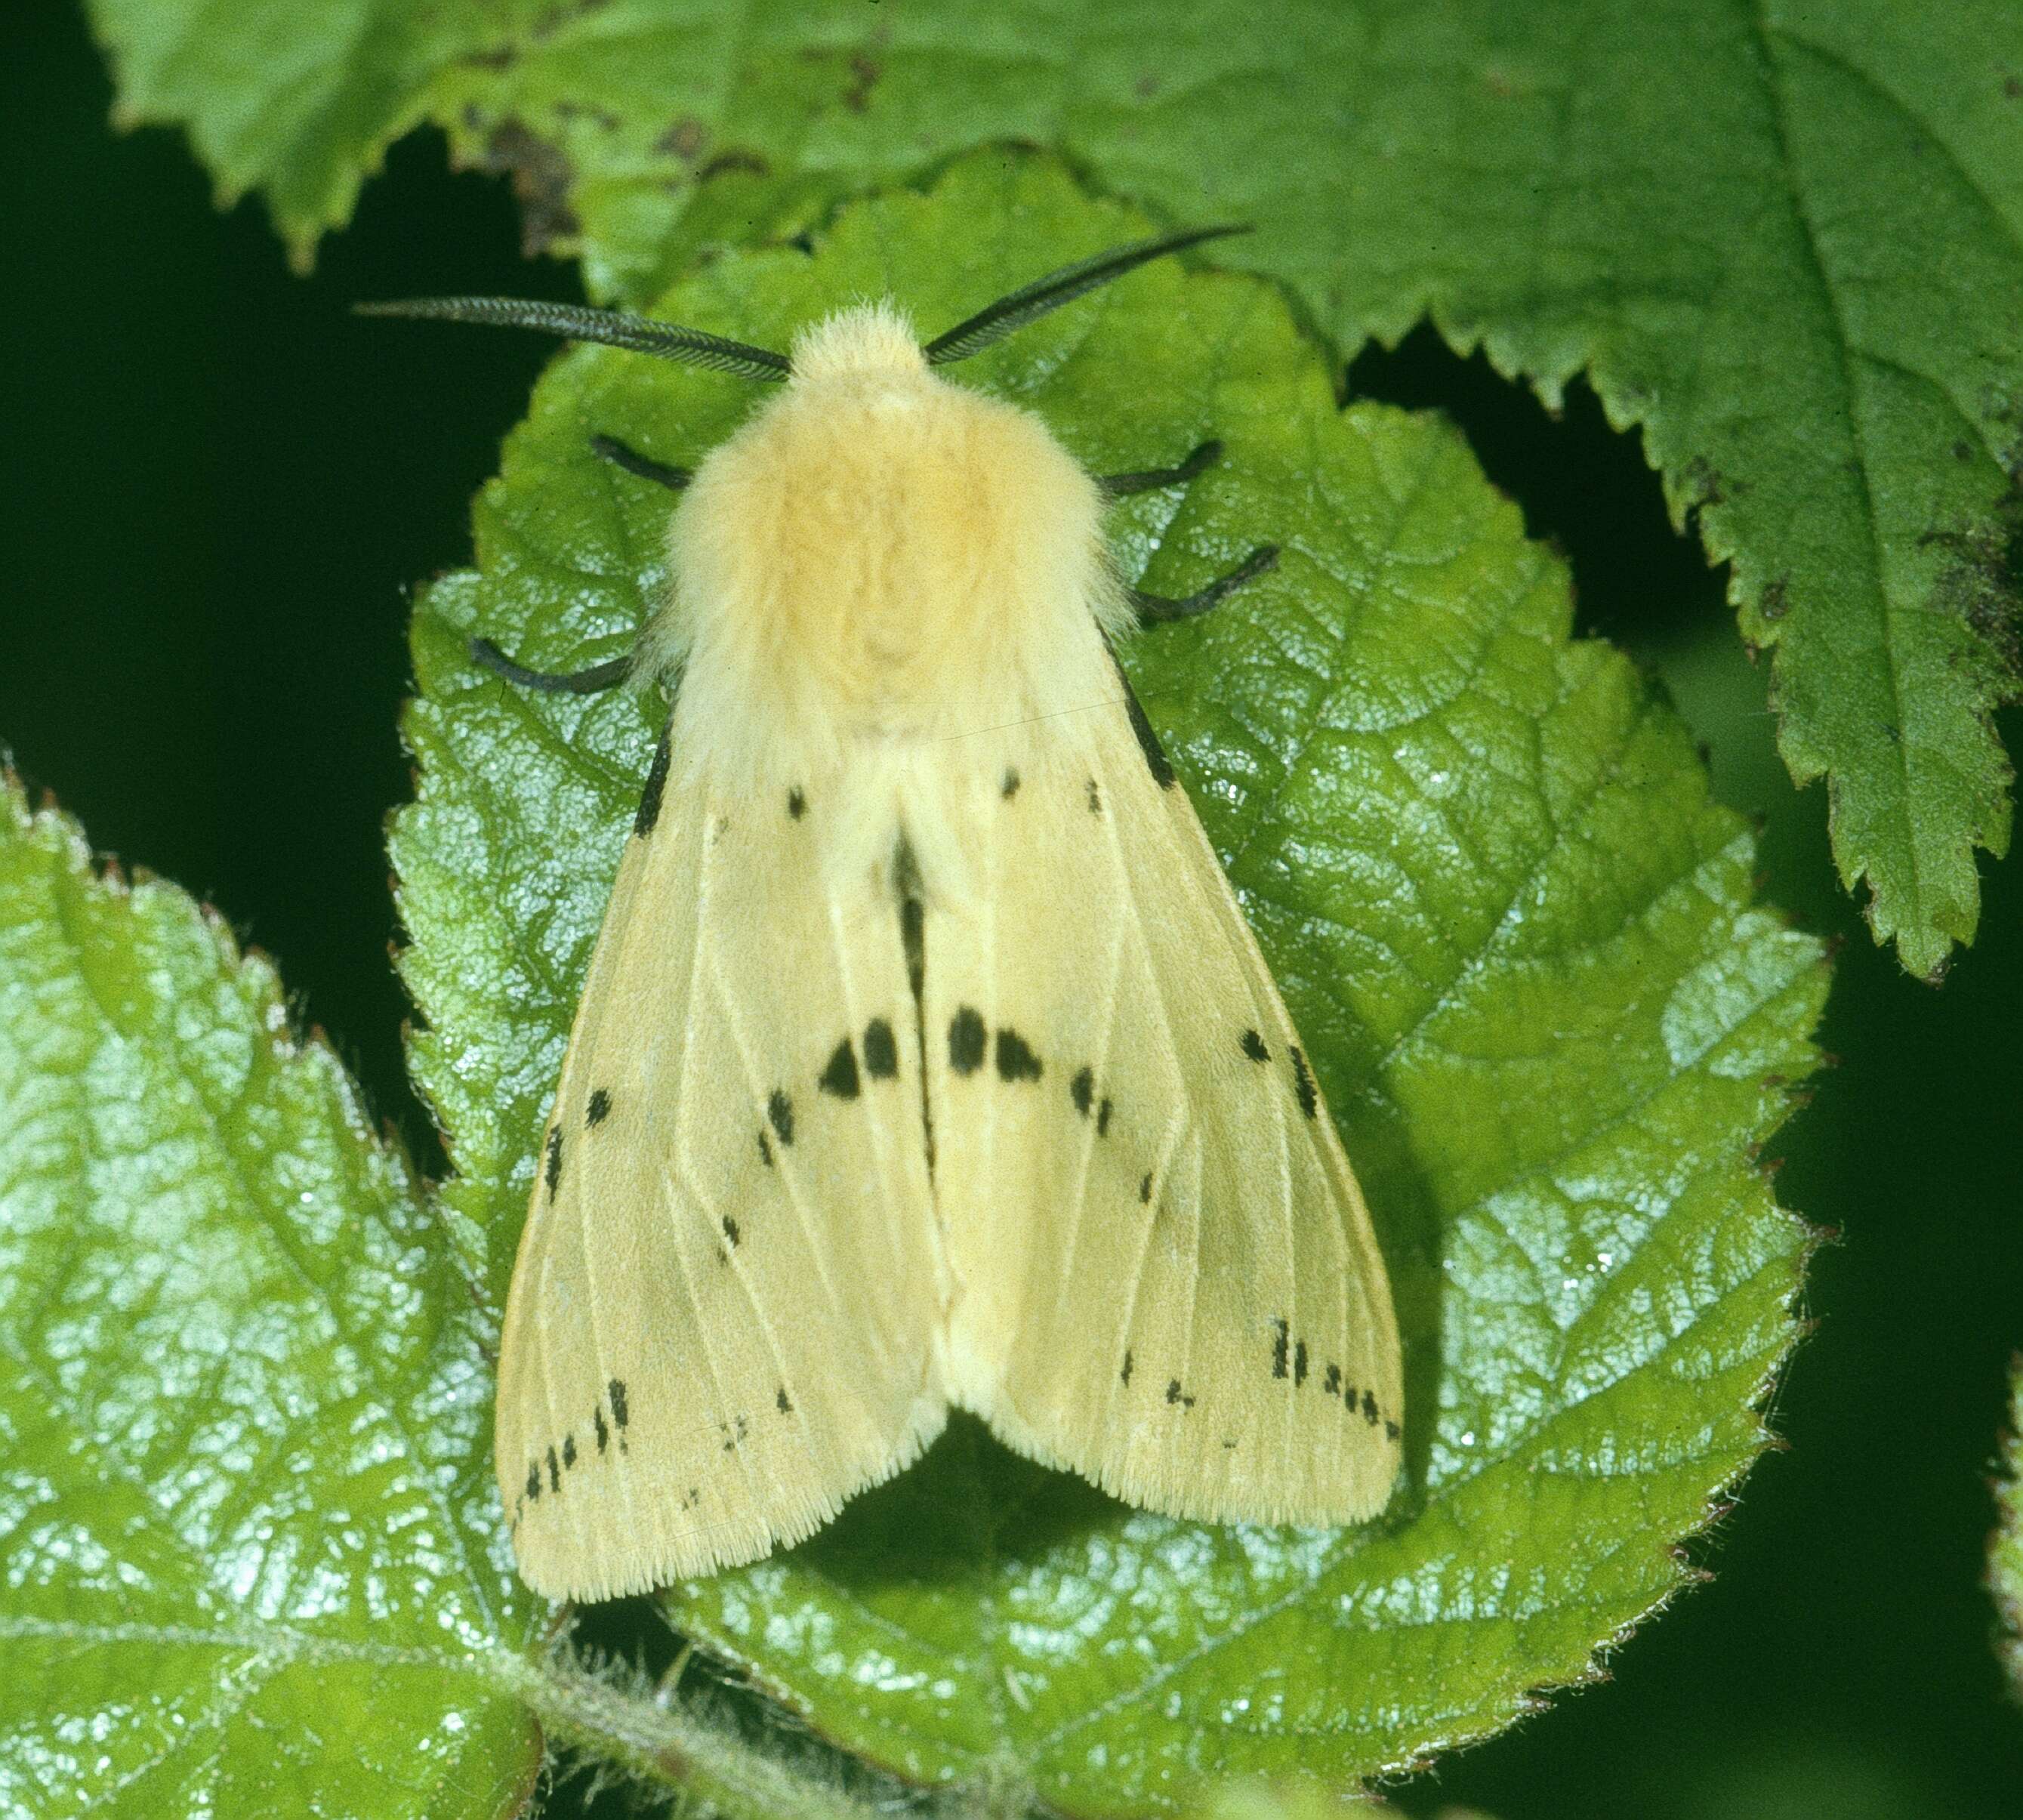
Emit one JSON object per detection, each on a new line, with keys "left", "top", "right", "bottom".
{"left": 1099, "top": 438, "right": 1223, "bottom": 499}
{"left": 1132, "top": 544, "right": 1279, "bottom": 625}
{"left": 591, "top": 433, "right": 692, "bottom": 492}
{"left": 471, "top": 636, "right": 634, "bottom": 694}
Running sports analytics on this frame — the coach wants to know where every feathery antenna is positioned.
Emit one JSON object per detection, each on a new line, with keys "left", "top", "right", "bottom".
{"left": 354, "top": 297, "right": 789, "bottom": 381}
{"left": 923, "top": 224, "right": 1251, "bottom": 366}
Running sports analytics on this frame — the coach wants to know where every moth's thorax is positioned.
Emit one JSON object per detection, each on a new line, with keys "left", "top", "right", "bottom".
{"left": 652, "top": 302, "right": 1127, "bottom": 792}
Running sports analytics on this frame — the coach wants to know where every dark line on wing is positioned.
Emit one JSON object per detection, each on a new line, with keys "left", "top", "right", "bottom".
{"left": 895, "top": 839, "right": 935, "bottom": 1180}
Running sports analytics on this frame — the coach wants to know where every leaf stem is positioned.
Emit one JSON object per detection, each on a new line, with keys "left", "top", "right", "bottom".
{"left": 492, "top": 1648, "right": 910, "bottom": 1820}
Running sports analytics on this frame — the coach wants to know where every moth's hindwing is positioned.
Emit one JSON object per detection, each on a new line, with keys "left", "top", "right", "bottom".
{"left": 930, "top": 691, "right": 1405, "bottom": 1525}
{"left": 494, "top": 745, "right": 947, "bottom": 1599}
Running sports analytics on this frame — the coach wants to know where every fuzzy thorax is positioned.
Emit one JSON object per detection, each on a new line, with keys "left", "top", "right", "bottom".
{"left": 640, "top": 301, "right": 1128, "bottom": 792}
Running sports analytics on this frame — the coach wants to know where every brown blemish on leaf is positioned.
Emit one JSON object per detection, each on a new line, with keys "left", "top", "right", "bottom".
{"left": 1135, "top": 74, "right": 1161, "bottom": 100}
{"left": 459, "top": 45, "right": 517, "bottom": 70}
{"left": 1912, "top": 393, "right": 2023, "bottom": 678}
{"left": 1682, "top": 455, "right": 1730, "bottom": 509}
{"left": 1917, "top": 520, "right": 2023, "bottom": 683}
{"left": 658, "top": 116, "right": 709, "bottom": 162}
{"left": 844, "top": 51, "right": 882, "bottom": 113}
{"left": 1759, "top": 578, "right": 1790, "bottom": 622}
{"left": 473, "top": 118, "right": 581, "bottom": 256}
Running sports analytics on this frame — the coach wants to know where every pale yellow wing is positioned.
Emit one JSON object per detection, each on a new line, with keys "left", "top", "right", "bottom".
{"left": 930, "top": 684, "right": 1402, "bottom": 1525}
{"left": 495, "top": 735, "right": 947, "bottom": 1599}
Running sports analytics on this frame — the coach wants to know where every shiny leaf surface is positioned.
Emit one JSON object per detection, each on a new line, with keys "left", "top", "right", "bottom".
{"left": 0, "top": 775, "right": 541, "bottom": 1818}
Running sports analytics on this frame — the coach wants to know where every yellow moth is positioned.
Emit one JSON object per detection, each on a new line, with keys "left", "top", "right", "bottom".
{"left": 368, "top": 229, "right": 1402, "bottom": 1601}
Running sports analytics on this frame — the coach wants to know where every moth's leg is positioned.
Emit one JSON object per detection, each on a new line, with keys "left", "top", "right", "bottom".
{"left": 470, "top": 637, "right": 634, "bottom": 694}
{"left": 591, "top": 433, "right": 692, "bottom": 492}
{"left": 1099, "top": 438, "right": 1222, "bottom": 499}
{"left": 479, "top": 432, "right": 674, "bottom": 697}
{"left": 1131, "top": 544, "right": 1279, "bottom": 626}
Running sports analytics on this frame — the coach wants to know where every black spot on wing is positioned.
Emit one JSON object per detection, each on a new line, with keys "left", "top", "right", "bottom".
{"left": 1291, "top": 1044, "right": 1318, "bottom": 1119}
{"left": 819, "top": 1036, "right": 861, "bottom": 1099}
{"left": 1071, "top": 1066, "right": 1095, "bottom": 1116}
{"left": 609, "top": 1378, "right": 629, "bottom": 1430}
{"left": 1121, "top": 1350, "right": 1133, "bottom": 1386}
{"left": 757, "top": 1127, "right": 773, "bottom": 1167}
{"left": 787, "top": 785, "right": 806, "bottom": 819}
{"left": 862, "top": 1018, "right": 899, "bottom": 1079}
{"left": 595, "top": 1406, "right": 610, "bottom": 1454}
{"left": 1085, "top": 777, "right": 1102, "bottom": 815}
{"left": 949, "top": 1007, "right": 986, "bottom": 1075}
{"left": 1109, "top": 646, "right": 1176, "bottom": 788}
{"left": 586, "top": 1087, "right": 611, "bottom": 1126}
{"left": 995, "top": 1028, "right": 1042, "bottom": 1082}
{"left": 634, "top": 726, "right": 672, "bottom": 836}
{"left": 1001, "top": 767, "right": 1021, "bottom": 800}
{"left": 1241, "top": 1028, "right": 1270, "bottom": 1063}
{"left": 525, "top": 1463, "right": 541, "bottom": 1502}
{"left": 1164, "top": 1378, "right": 1196, "bottom": 1409}
{"left": 547, "top": 1445, "right": 561, "bottom": 1493}
{"left": 544, "top": 1127, "right": 563, "bottom": 1200}
{"left": 1139, "top": 1171, "right": 1153, "bottom": 1205}
{"left": 1097, "top": 1097, "right": 1114, "bottom": 1136}
{"left": 562, "top": 1433, "right": 577, "bottom": 1469}
{"left": 768, "top": 1090, "right": 794, "bottom": 1146}
{"left": 1272, "top": 1331, "right": 1396, "bottom": 1435}
{"left": 776, "top": 1386, "right": 794, "bottom": 1414}
{"left": 721, "top": 1214, "right": 740, "bottom": 1248}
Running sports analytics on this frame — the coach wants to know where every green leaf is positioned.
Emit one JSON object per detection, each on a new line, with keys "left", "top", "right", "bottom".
{"left": 0, "top": 776, "right": 914, "bottom": 1820}
{"left": 84, "top": 0, "right": 2021, "bottom": 977}
{"left": 82, "top": 0, "right": 514, "bottom": 272}
{"left": 1997, "top": 1359, "right": 2023, "bottom": 1701}
{"left": 393, "top": 155, "right": 1827, "bottom": 1811}
{"left": 0, "top": 775, "right": 540, "bottom": 1817}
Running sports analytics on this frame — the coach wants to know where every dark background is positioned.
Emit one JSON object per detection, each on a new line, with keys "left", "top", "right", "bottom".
{"left": 5, "top": 4, "right": 2021, "bottom": 1815}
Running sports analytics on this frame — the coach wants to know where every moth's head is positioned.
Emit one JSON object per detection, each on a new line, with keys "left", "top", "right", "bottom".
{"left": 788, "top": 302, "right": 927, "bottom": 384}
{"left": 356, "top": 226, "right": 1249, "bottom": 752}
